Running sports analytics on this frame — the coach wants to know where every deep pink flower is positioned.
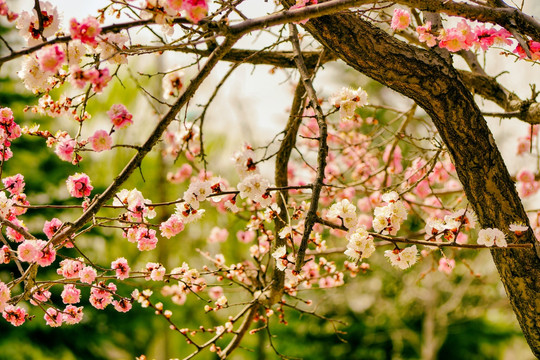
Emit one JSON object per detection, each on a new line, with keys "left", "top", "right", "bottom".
{"left": 43, "top": 218, "right": 63, "bottom": 239}
{"left": 66, "top": 173, "right": 93, "bottom": 198}
{"left": 2, "top": 174, "right": 24, "bottom": 195}
{"left": 69, "top": 16, "right": 101, "bottom": 46}
{"left": 107, "top": 104, "right": 133, "bottom": 129}
{"left": 3, "top": 305, "right": 27, "bottom": 326}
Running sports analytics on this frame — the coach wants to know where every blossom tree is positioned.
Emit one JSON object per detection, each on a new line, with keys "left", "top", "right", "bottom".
{"left": 0, "top": 0, "right": 539, "bottom": 358}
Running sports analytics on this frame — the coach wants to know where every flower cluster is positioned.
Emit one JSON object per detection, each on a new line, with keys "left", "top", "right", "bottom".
{"left": 477, "top": 228, "right": 507, "bottom": 247}
{"left": 372, "top": 192, "right": 407, "bottom": 236}
{"left": 344, "top": 226, "right": 375, "bottom": 262}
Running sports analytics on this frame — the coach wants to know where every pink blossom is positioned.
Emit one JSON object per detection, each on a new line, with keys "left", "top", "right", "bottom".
{"left": 391, "top": 8, "right": 410, "bottom": 31}
{"left": 1, "top": 245, "right": 9, "bottom": 264}
{"left": 438, "top": 258, "right": 455, "bottom": 274}
{"left": 514, "top": 41, "right": 540, "bottom": 60}
{"left": 383, "top": 144, "right": 403, "bottom": 174}
{"left": 208, "top": 227, "right": 228, "bottom": 243}
{"left": 66, "top": 172, "right": 93, "bottom": 198}
{"left": 146, "top": 262, "right": 166, "bottom": 281}
{"left": 3, "top": 305, "right": 27, "bottom": 326}
{"left": 69, "top": 16, "right": 101, "bottom": 46}
{"left": 79, "top": 266, "right": 97, "bottom": 284}
{"left": 6, "top": 219, "right": 26, "bottom": 242}
{"left": 517, "top": 169, "right": 535, "bottom": 183}
{"left": 57, "top": 258, "right": 84, "bottom": 279}
{"left": 55, "top": 134, "right": 76, "bottom": 162}
{"left": 43, "top": 218, "right": 63, "bottom": 239}
{"left": 18, "top": 240, "right": 39, "bottom": 263}
{"left": 438, "top": 28, "right": 469, "bottom": 52}
{"left": 112, "top": 298, "right": 132, "bottom": 313}
{"left": 2, "top": 174, "right": 24, "bottom": 195}
{"left": 61, "top": 284, "right": 81, "bottom": 304}
{"left": 64, "top": 305, "right": 84, "bottom": 325}
{"left": 111, "top": 257, "right": 130, "bottom": 280}
{"left": 107, "top": 104, "right": 133, "bottom": 129}
{"left": 89, "top": 282, "right": 116, "bottom": 310}
{"left": 414, "top": 179, "right": 431, "bottom": 198}
{"left": 30, "top": 287, "right": 51, "bottom": 306}
{"left": 237, "top": 230, "right": 256, "bottom": 243}
{"left": 89, "top": 68, "right": 112, "bottom": 93}
{"left": 208, "top": 286, "right": 224, "bottom": 300}
{"left": 137, "top": 228, "right": 158, "bottom": 251}
{"left": 88, "top": 129, "right": 112, "bottom": 152}
{"left": 167, "top": 164, "right": 193, "bottom": 183}
{"left": 44, "top": 308, "right": 64, "bottom": 327}
{"left": 159, "top": 214, "right": 185, "bottom": 239}
{"left": 35, "top": 240, "right": 56, "bottom": 267}
{"left": 182, "top": 0, "right": 209, "bottom": 23}
{"left": 36, "top": 44, "right": 65, "bottom": 73}
{"left": 416, "top": 22, "right": 437, "bottom": 47}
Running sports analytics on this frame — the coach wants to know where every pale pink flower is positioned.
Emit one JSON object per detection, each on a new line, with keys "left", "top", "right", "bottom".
{"left": 69, "top": 16, "right": 101, "bottom": 46}
{"left": 111, "top": 257, "right": 130, "bottom": 280}
{"left": 208, "top": 227, "right": 228, "bottom": 243}
{"left": 517, "top": 169, "right": 535, "bottom": 183}
{"left": 36, "top": 44, "right": 65, "bottom": 73}
{"left": 112, "top": 298, "right": 132, "bottom": 313}
{"left": 167, "top": 164, "right": 192, "bottom": 183}
{"left": 438, "top": 258, "right": 455, "bottom": 274}
{"left": 64, "top": 305, "right": 84, "bottom": 324}
{"left": 18, "top": 240, "right": 39, "bottom": 263}
{"left": 107, "top": 104, "right": 133, "bottom": 129}
{"left": 159, "top": 215, "right": 185, "bottom": 239}
{"left": 416, "top": 21, "right": 437, "bottom": 47}
{"left": 79, "top": 266, "right": 97, "bottom": 284}
{"left": 57, "top": 258, "right": 84, "bottom": 279}
{"left": 88, "top": 129, "right": 112, "bottom": 152}
{"left": 237, "top": 230, "right": 256, "bottom": 243}
{"left": 55, "top": 134, "right": 76, "bottom": 162}
{"left": 44, "top": 308, "right": 64, "bottom": 327}
{"left": 66, "top": 173, "right": 93, "bottom": 198}
{"left": 208, "top": 286, "right": 224, "bottom": 300}
{"left": 391, "top": 8, "right": 410, "bottom": 30}
{"left": 6, "top": 219, "right": 25, "bottom": 243}
{"left": 61, "top": 284, "right": 81, "bottom": 304}
{"left": 30, "top": 287, "right": 51, "bottom": 306}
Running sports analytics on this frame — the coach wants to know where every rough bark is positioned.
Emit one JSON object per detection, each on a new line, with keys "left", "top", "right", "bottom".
{"left": 283, "top": 8, "right": 540, "bottom": 356}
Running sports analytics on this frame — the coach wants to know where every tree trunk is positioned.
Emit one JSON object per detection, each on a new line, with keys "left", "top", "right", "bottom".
{"left": 284, "top": 8, "right": 540, "bottom": 356}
